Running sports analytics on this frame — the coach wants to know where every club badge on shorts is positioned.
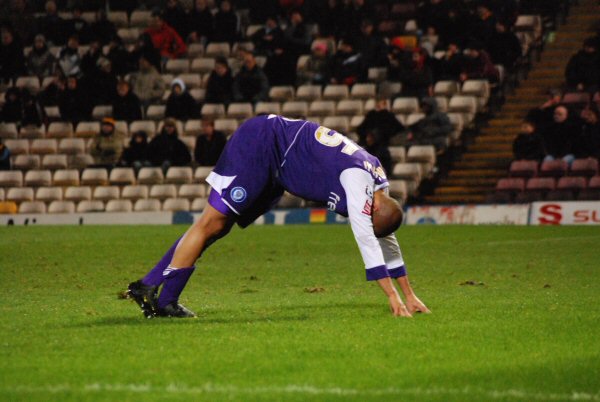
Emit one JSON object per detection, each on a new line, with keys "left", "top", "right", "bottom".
{"left": 230, "top": 186, "right": 247, "bottom": 203}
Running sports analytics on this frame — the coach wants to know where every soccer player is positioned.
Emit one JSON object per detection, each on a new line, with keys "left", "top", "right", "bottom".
{"left": 127, "top": 115, "right": 430, "bottom": 318}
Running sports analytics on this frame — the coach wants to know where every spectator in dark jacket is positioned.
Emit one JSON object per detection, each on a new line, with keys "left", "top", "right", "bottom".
{"left": 283, "top": 10, "right": 312, "bottom": 57}
{"left": 212, "top": 0, "right": 238, "bottom": 43}
{"left": 58, "top": 76, "right": 92, "bottom": 124}
{"left": 0, "top": 139, "right": 10, "bottom": 170}
{"left": 356, "top": 19, "right": 389, "bottom": 70}
{"left": 57, "top": 35, "right": 82, "bottom": 77}
{"left": 487, "top": 21, "right": 521, "bottom": 72}
{"left": 363, "top": 131, "right": 393, "bottom": 176}
{"left": 188, "top": 0, "right": 214, "bottom": 45}
{"left": 89, "top": 9, "right": 117, "bottom": 45}
{"left": 264, "top": 44, "right": 297, "bottom": 86}
{"left": 1, "top": 87, "right": 23, "bottom": 123}
{"left": 357, "top": 97, "right": 405, "bottom": 146}
{"left": 120, "top": 130, "right": 151, "bottom": 170}
{"left": 112, "top": 81, "right": 143, "bottom": 122}
{"left": 433, "top": 42, "right": 465, "bottom": 81}
{"left": 513, "top": 120, "right": 545, "bottom": 161}
{"left": 205, "top": 57, "right": 234, "bottom": 105}
{"left": 65, "top": 7, "right": 91, "bottom": 44}
{"left": 27, "top": 34, "right": 55, "bottom": 79}
{"left": 403, "top": 97, "right": 452, "bottom": 152}
{"left": 296, "top": 42, "right": 332, "bottom": 86}
{"left": 461, "top": 44, "right": 499, "bottom": 83}
{"left": 36, "top": 0, "right": 65, "bottom": 46}
{"left": 233, "top": 50, "right": 270, "bottom": 103}
{"left": 331, "top": 37, "right": 362, "bottom": 86}
{"left": 541, "top": 105, "right": 577, "bottom": 165}
{"left": 129, "top": 34, "right": 162, "bottom": 73}
{"left": 163, "top": 0, "right": 189, "bottom": 39}
{"left": 251, "top": 15, "right": 285, "bottom": 56}
{"left": 165, "top": 79, "right": 199, "bottom": 121}
{"left": 147, "top": 118, "right": 191, "bottom": 171}
{"left": 0, "top": 27, "right": 26, "bottom": 84}
{"left": 84, "top": 57, "right": 118, "bottom": 106}
{"left": 573, "top": 108, "right": 600, "bottom": 159}
{"left": 400, "top": 48, "right": 434, "bottom": 99}
{"left": 194, "top": 119, "right": 227, "bottom": 166}
{"left": 565, "top": 38, "right": 600, "bottom": 91}
{"left": 21, "top": 90, "right": 45, "bottom": 127}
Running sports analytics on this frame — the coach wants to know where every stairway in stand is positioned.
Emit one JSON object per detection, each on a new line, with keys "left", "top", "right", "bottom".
{"left": 424, "top": 0, "right": 600, "bottom": 204}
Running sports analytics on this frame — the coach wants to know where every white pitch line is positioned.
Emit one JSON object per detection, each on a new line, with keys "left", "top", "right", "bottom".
{"left": 486, "top": 235, "right": 600, "bottom": 246}
{"left": 1, "top": 383, "right": 599, "bottom": 401}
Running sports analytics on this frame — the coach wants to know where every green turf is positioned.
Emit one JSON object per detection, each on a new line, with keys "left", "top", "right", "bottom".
{"left": 0, "top": 225, "right": 599, "bottom": 401}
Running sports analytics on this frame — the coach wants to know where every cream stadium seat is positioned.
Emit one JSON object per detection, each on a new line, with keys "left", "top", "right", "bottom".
{"left": 121, "top": 185, "right": 149, "bottom": 201}
{"left": 191, "top": 197, "right": 207, "bottom": 211}
{"left": 149, "top": 184, "right": 177, "bottom": 201}
{"left": 109, "top": 167, "right": 136, "bottom": 185}
{"left": 24, "top": 170, "right": 52, "bottom": 186}
{"left": 5, "top": 139, "right": 29, "bottom": 155}
{"left": 349, "top": 115, "right": 364, "bottom": 131}
{"left": 200, "top": 103, "right": 226, "bottom": 119}
{"left": 322, "top": 116, "right": 349, "bottom": 133}
{"left": 75, "top": 121, "right": 100, "bottom": 138}
{"left": 205, "top": 42, "right": 231, "bottom": 57}
{"left": 13, "top": 155, "right": 41, "bottom": 170}
{"left": 77, "top": 200, "right": 105, "bottom": 212}
{"left": 48, "top": 200, "right": 75, "bottom": 213}
{"left": 269, "top": 86, "right": 295, "bottom": 102}
{"left": 129, "top": 120, "right": 157, "bottom": 137}
{"left": 388, "top": 180, "right": 408, "bottom": 203}
{"left": 165, "top": 59, "right": 190, "bottom": 74}
{"left": 35, "top": 186, "right": 63, "bottom": 203}
{"left": 296, "top": 85, "right": 322, "bottom": 102}
{"left": 214, "top": 119, "right": 239, "bottom": 135}
{"left": 282, "top": 101, "right": 308, "bottom": 118}
{"left": 146, "top": 105, "right": 166, "bottom": 120}
{"left": 42, "top": 154, "right": 68, "bottom": 170}
{"left": 93, "top": 186, "right": 120, "bottom": 202}
{"left": 254, "top": 102, "right": 281, "bottom": 115}
{"left": 58, "top": 138, "right": 86, "bottom": 155}
{"left": 137, "top": 167, "right": 164, "bottom": 185}
{"left": 178, "top": 184, "right": 206, "bottom": 200}
{"left": 81, "top": 168, "right": 108, "bottom": 186}
{"left": 350, "top": 83, "right": 376, "bottom": 99}
{"left": 433, "top": 80, "right": 460, "bottom": 97}
{"left": 7, "top": 187, "right": 34, "bottom": 203}
{"left": 405, "top": 113, "right": 425, "bottom": 126}
{"left": 165, "top": 167, "right": 193, "bottom": 184}
{"left": 64, "top": 186, "right": 92, "bottom": 202}
{"left": 68, "top": 154, "right": 94, "bottom": 169}
{"left": 19, "top": 201, "right": 46, "bottom": 214}
{"left": 30, "top": 139, "right": 58, "bottom": 155}
{"left": 19, "top": 125, "right": 45, "bottom": 139}
{"left": 336, "top": 100, "right": 363, "bottom": 116}
{"left": 0, "top": 122, "right": 18, "bottom": 139}
{"left": 187, "top": 43, "right": 204, "bottom": 58}
{"left": 52, "top": 169, "right": 80, "bottom": 186}
{"left": 392, "top": 97, "right": 419, "bottom": 114}
{"left": 194, "top": 167, "right": 214, "bottom": 183}
{"left": 105, "top": 199, "right": 132, "bottom": 212}
{"left": 184, "top": 119, "right": 202, "bottom": 136}
{"left": 162, "top": 198, "right": 190, "bottom": 211}
{"left": 226, "top": 103, "right": 253, "bottom": 120}
{"left": 92, "top": 105, "right": 113, "bottom": 120}
{"left": 190, "top": 57, "right": 215, "bottom": 74}
{"left": 130, "top": 10, "right": 152, "bottom": 27}
{"left": 308, "top": 100, "right": 335, "bottom": 117}
{"left": 134, "top": 198, "right": 162, "bottom": 212}
{"left": 323, "top": 84, "right": 349, "bottom": 101}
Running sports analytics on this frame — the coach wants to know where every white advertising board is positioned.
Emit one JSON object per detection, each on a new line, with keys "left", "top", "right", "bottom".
{"left": 530, "top": 201, "right": 600, "bottom": 225}
{"left": 406, "top": 204, "right": 529, "bottom": 225}
{"left": 0, "top": 212, "right": 173, "bottom": 226}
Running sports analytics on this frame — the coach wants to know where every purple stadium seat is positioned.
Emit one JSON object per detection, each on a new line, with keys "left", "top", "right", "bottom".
{"left": 561, "top": 92, "right": 590, "bottom": 106}
{"left": 578, "top": 176, "right": 600, "bottom": 200}
{"left": 570, "top": 158, "right": 599, "bottom": 177}
{"left": 539, "top": 160, "right": 568, "bottom": 178}
{"left": 509, "top": 160, "right": 538, "bottom": 178}
{"left": 494, "top": 178, "right": 525, "bottom": 202}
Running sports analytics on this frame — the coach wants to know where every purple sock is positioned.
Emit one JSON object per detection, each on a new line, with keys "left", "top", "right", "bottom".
{"left": 141, "top": 236, "right": 183, "bottom": 287}
{"left": 157, "top": 266, "right": 196, "bottom": 309}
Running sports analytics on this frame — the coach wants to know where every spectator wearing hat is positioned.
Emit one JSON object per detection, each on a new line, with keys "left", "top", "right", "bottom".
{"left": 26, "top": 34, "right": 55, "bottom": 79}
{"left": 0, "top": 139, "right": 10, "bottom": 170}
{"left": 148, "top": 118, "right": 191, "bottom": 172}
{"left": 205, "top": 57, "right": 234, "bottom": 105}
{"left": 165, "top": 78, "right": 200, "bottom": 121}
{"left": 145, "top": 9, "right": 187, "bottom": 61}
{"left": 129, "top": 55, "right": 165, "bottom": 107}
{"left": 565, "top": 38, "right": 600, "bottom": 92}
{"left": 120, "top": 131, "right": 151, "bottom": 171}
{"left": 90, "top": 117, "right": 126, "bottom": 167}
{"left": 297, "top": 42, "right": 332, "bottom": 86}
{"left": 233, "top": 49, "right": 270, "bottom": 103}
{"left": 112, "top": 81, "right": 143, "bottom": 122}
{"left": 194, "top": 118, "right": 227, "bottom": 166}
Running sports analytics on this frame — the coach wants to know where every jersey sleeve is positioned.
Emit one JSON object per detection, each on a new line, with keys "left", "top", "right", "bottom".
{"left": 339, "top": 168, "right": 390, "bottom": 281}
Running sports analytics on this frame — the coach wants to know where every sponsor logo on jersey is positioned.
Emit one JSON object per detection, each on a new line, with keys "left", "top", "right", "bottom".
{"left": 362, "top": 199, "right": 373, "bottom": 216}
{"left": 365, "top": 185, "right": 373, "bottom": 197}
{"left": 230, "top": 187, "right": 247, "bottom": 203}
{"left": 328, "top": 192, "right": 340, "bottom": 211}
{"left": 363, "top": 161, "right": 387, "bottom": 180}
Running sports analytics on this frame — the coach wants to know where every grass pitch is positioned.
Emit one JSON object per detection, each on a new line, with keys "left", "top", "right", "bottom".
{"left": 0, "top": 224, "right": 599, "bottom": 401}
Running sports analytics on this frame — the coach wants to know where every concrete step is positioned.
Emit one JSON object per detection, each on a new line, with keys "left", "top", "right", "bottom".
{"left": 462, "top": 151, "right": 513, "bottom": 160}
{"left": 454, "top": 160, "right": 509, "bottom": 169}
{"left": 448, "top": 169, "right": 505, "bottom": 178}
{"left": 440, "top": 177, "right": 499, "bottom": 187}
{"left": 476, "top": 134, "right": 516, "bottom": 143}
{"left": 423, "top": 194, "right": 487, "bottom": 204}
{"left": 469, "top": 143, "right": 512, "bottom": 152}
{"left": 434, "top": 186, "right": 492, "bottom": 195}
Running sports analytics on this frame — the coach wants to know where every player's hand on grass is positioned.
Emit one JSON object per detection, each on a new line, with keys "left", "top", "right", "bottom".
{"left": 389, "top": 294, "right": 412, "bottom": 317}
{"left": 405, "top": 295, "right": 431, "bottom": 314}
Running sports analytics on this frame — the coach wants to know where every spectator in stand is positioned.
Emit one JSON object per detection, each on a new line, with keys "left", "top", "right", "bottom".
{"left": 80, "top": 39, "right": 103, "bottom": 76}
{"left": 112, "top": 81, "right": 143, "bottom": 122}
{"left": 264, "top": 43, "right": 297, "bottom": 86}
{"left": 1, "top": 87, "right": 22, "bottom": 123}
{"left": 7, "top": 0, "right": 36, "bottom": 46}
{"left": 357, "top": 97, "right": 405, "bottom": 146}
{"left": 251, "top": 15, "right": 284, "bottom": 57}
{"left": 90, "top": 117, "right": 126, "bottom": 168}
{"left": 84, "top": 57, "right": 118, "bottom": 107}
{"left": 526, "top": 88, "right": 563, "bottom": 131}
{"left": 147, "top": 118, "right": 191, "bottom": 172}
{"left": 573, "top": 108, "right": 600, "bottom": 159}
{"left": 417, "top": 0, "right": 451, "bottom": 40}
{"left": 65, "top": 7, "right": 91, "bottom": 44}
{"left": 205, "top": 57, "right": 234, "bottom": 105}
{"left": 129, "top": 34, "right": 162, "bottom": 73}
{"left": 339, "top": 0, "right": 374, "bottom": 40}
{"left": 213, "top": 0, "right": 239, "bottom": 44}
{"left": 38, "top": 71, "right": 66, "bottom": 106}
{"left": 89, "top": 9, "right": 117, "bottom": 45}
{"left": 120, "top": 130, "right": 151, "bottom": 171}
{"left": 402, "top": 97, "right": 452, "bottom": 152}
{"left": 0, "top": 139, "right": 10, "bottom": 170}
{"left": 541, "top": 105, "right": 577, "bottom": 165}
{"left": 283, "top": 9, "right": 312, "bottom": 58}
{"left": 470, "top": 3, "right": 497, "bottom": 49}
{"left": 232, "top": 49, "right": 270, "bottom": 103}
{"left": 36, "top": 0, "right": 65, "bottom": 46}
{"left": 57, "top": 76, "right": 92, "bottom": 124}
{"left": 363, "top": 131, "right": 393, "bottom": 176}
{"left": 194, "top": 118, "right": 227, "bottom": 166}
{"left": 331, "top": 37, "right": 362, "bottom": 86}
{"left": 356, "top": 19, "right": 389, "bottom": 71}
{"left": 296, "top": 42, "right": 332, "bottom": 86}
{"left": 512, "top": 120, "right": 545, "bottom": 161}
{"left": 21, "top": 90, "right": 45, "bottom": 127}
{"left": 433, "top": 42, "right": 465, "bottom": 81}
{"left": 146, "top": 9, "right": 187, "bottom": 61}
{"left": 420, "top": 26, "right": 440, "bottom": 57}
{"left": 129, "top": 54, "right": 165, "bottom": 107}
{"left": 487, "top": 21, "right": 521, "bottom": 73}
{"left": 0, "top": 26, "right": 26, "bottom": 84}
{"left": 387, "top": 37, "right": 412, "bottom": 82}
{"left": 105, "top": 35, "right": 130, "bottom": 77}
{"left": 399, "top": 48, "right": 434, "bottom": 99}
{"left": 187, "top": 0, "right": 214, "bottom": 45}
{"left": 165, "top": 78, "right": 199, "bottom": 121}
{"left": 27, "top": 34, "right": 55, "bottom": 79}
{"left": 565, "top": 38, "right": 600, "bottom": 92}
{"left": 313, "top": 0, "right": 345, "bottom": 38}
{"left": 57, "top": 35, "right": 82, "bottom": 77}
{"left": 163, "top": 0, "right": 188, "bottom": 40}
{"left": 460, "top": 43, "right": 499, "bottom": 83}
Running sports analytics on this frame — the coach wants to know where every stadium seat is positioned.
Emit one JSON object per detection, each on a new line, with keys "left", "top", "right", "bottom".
{"left": 539, "top": 160, "right": 568, "bottom": 178}
{"left": 0, "top": 188, "right": 4, "bottom": 200}
{"left": 134, "top": 198, "right": 162, "bottom": 212}
{"left": 378, "top": 81, "right": 402, "bottom": 98}
{"left": 68, "top": 154, "right": 94, "bottom": 169}
{"left": 205, "top": 42, "right": 231, "bottom": 57}
{"left": 269, "top": 86, "right": 295, "bottom": 102}
{"left": 92, "top": 105, "right": 113, "bottom": 120}
{"left": 146, "top": 105, "right": 166, "bottom": 120}
{"left": 19, "top": 125, "right": 45, "bottom": 139}
{"left": 405, "top": 113, "right": 425, "bottom": 126}
{"left": 191, "top": 197, "right": 207, "bottom": 211}
{"left": 350, "top": 83, "right": 376, "bottom": 100}
{"left": 214, "top": 119, "right": 239, "bottom": 135}
{"left": 282, "top": 101, "right": 308, "bottom": 118}
{"left": 190, "top": 57, "right": 215, "bottom": 74}
{"left": 187, "top": 43, "right": 204, "bottom": 58}
{"left": 47, "top": 200, "right": 75, "bottom": 214}
{"left": 105, "top": 199, "right": 133, "bottom": 212}
{"left": 460, "top": 80, "right": 490, "bottom": 109}
{"left": 72, "top": 121, "right": 98, "bottom": 138}
{"left": 178, "top": 184, "right": 206, "bottom": 200}
{"left": 129, "top": 120, "right": 157, "bottom": 137}
{"left": 276, "top": 192, "right": 303, "bottom": 208}
{"left": 179, "top": 136, "right": 196, "bottom": 151}
{"left": 107, "top": 11, "right": 128, "bottom": 27}
{"left": 63, "top": 186, "right": 91, "bottom": 202}
{"left": 349, "top": 115, "right": 365, "bottom": 131}
{"left": 391, "top": 163, "right": 422, "bottom": 182}
{"left": 200, "top": 103, "right": 226, "bottom": 119}
{"left": 226, "top": 103, "right": 253, "bottom": 119}
{"left": 189, "top": 88, "right": 206, "bottom": 103}
{"left": 130, "top": 10, "right": 152, "bottom": 27}
{"left": 58, "top": 138, "right": 86, "bottom": 155}
{"left": 323, "top": 84, "right": 349, "bottom": 101}
{"left": 4, "top": 139, "right": 29, "bottom": 155}
{"left": 109, "top": 168, "right": 136, "bottom": 185}
{"left": 388, "top": 180, "right": 408, "bottom": 203}
{"left": 389, "top": 146, "right": 406, "bottom": 163}
{"left": 520, "top": 177, "right": 556, "bottom": 201}
{"left": 137, "top": 167, "right": 164, "bottom": 185}
{"left": 183, "top": 119, "right": 202, "bottom": 136}
{"left": 434, "top": 81, "right": 460, "bottom": 97}
{"left": 42, "top": 154, "right": 68, "bottom": 170}
{"left": 367, "top": 67, "right": 387, "bottom": 82}
{"left": 392, "top": 97, "right": 419, "bottom": 114}
{"left": 30, "top": 139, "right": 58, "bottom": 155}
{"left": 15, "top": 76, "right": 41, "bottom": 95}
{"left": 81, "top": 168, "right": 109, "bottom": 186}
{"left": 165, "top": 167, "right": 193, "bottom": 184}
{"left": 336, "top": 100, "right": 363, "bottom": 116}
{"left": 0, "top": 122, "right": 18, "bottom": 139}
{"left": 120, "top": 185, "right": 148, "bottom": 201}
{"left": 165, "top": 59, "right": 190, "bottom": 74}
{"left": 434, "top": 96, "right": 449, "bottom": 113}
{"left": 309, "top": 100, "right": 336, "bottom": 117}
{"left": 509, "top": 160, "right": 539, "bottom": 178}
{"left": 149, "top": 185, "right": 177, "bottom": 201}
{"left": 93, "top": 186, "right": 120, "bottom": 202}
{"left": 570, "top": 158, "right": 598, "bottom": 177}
{"left": 13, "top": 155, "right": 41, "bottom": 170}
{"left": 7, "top": 187, "right": 34, "bottom": 203}
{"left": 295, "top": 54, "right": 311, "bottom": 71}
{"left": 24, "top": 170, "right": 52, "bottom": 187}
{"left": 561, "top": 92, "right": 590, "bottom": 106}
{"left": 177, "top": 73, "right": 202, "bottom": 89}
{"left": 322, "top": 116, "right": 349, "bottom": 133}
{"left": 255, "top": 102, "right": 281, "bottom": 115}
{"left": 194, "top": 167, "right": 213, "bottom": 182}
{"left": 19, "top": 201, "right": 46, "bottom": 214}
{"left": 296, "top": 85, "right": 322, "bottom": 101}
{"left": 448, "top": 95, "right": 477, "bottom": 124}
{"left": 44, "top": 106, "right": 60, "bottom": 119}
{"left": 446, "top": 113, "right": 464, "bottom": 142}
{"left": 77, "top": 200, "right": 105, "bottom": 213}
{"left": 117, "top": 28, "right": 140, "bottom": 44}
{"left": 35, "top": 186, "right": 63, "bottom": 203}
{"left": 163, "top": 198, "right": 190, "bottom": 211}
{"left": 495, "top": 178, "right": 525, "bottom": 202}
{"left": 407, "top": 145, "right": 436, "bottom": 165}
{"left": 52, "top": 169, "right": 80, "bottom": 186}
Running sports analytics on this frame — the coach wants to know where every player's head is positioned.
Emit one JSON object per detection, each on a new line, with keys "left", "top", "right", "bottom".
{"left": 372, "top": 190, "right": 403, "bottom": 238}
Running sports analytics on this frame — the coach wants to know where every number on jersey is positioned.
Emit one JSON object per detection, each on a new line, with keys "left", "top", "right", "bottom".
{"left": 314, "top": 126, "right": 360, "bottom": 156}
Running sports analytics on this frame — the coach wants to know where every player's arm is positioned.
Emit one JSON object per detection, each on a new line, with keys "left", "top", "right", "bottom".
{"left": 340, "top": 168, "right": 411, "bottom": 317}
